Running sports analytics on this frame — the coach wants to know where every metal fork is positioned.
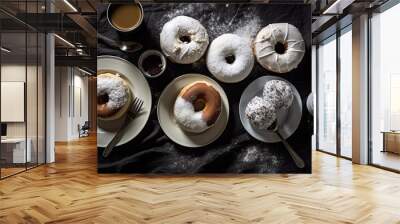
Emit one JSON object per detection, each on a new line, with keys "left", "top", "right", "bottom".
{"left": 102, "top": 97, "right": 144, "bottom": 158}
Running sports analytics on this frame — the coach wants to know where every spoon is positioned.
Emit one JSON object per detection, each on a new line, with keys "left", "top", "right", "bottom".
{"left": 268, "top": 119, "right": 305, "bottom": 168}
{"left": 98, "top": 33, "right": 143, "bottom": 53}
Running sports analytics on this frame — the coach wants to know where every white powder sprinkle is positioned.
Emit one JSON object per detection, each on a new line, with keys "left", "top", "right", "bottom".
{"left": 156, "top": 4, "right": 261, "bottom": 45}
{"left": 174, "top": 96, "right": 208, "bottom": 133}
{"left": 97, "top": 74, "right": 129, "bottom": 111}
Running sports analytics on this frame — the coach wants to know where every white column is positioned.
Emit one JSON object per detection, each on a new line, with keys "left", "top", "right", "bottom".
{"left": 46, "top": 32, "right": 55, "bottom": 163}
{"left": 45, "top": 0, "right": 56, "bottom": 163}
{"left": 352, "top": 14, "right": 369, "bottom": 164}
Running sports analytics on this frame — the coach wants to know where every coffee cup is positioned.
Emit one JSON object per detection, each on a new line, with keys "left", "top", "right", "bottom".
{"left": 107, "top": 2, "right": 144, "bottom": 32}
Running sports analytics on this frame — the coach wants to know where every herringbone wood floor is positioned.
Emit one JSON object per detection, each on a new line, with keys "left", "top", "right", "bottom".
{"left": 1, "top": 136, "right": 400, "bottom": 224}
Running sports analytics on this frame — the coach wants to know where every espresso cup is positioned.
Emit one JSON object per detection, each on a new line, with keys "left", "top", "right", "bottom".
{"left": 107, "top": 2, "right": 144, "bottom": 32}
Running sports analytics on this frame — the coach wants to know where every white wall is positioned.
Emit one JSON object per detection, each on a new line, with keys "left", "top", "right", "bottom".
{"left": 55, "top": 67, "right": 89, "bottom": 141}
{"left": 55, "top": 67, "right": 69, "bottom": 141}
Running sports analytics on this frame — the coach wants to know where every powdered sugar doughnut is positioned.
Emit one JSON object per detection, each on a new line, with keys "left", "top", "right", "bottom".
{"left": 97, "top": 73, "right": 131, "bottom": 118}
{"left": 245, "top": 96, "right": 277, "bottom": 130}
{"left": 254, "top": 23, "right": 305, "bottom": 73}
{"left": 174, "top": 81, "right": 221, "bottom": 133}
{"left": 263, "top": 80, "right": 294, "bottom": 110}
{"left": 160, "top": 16, "right": 209, "bottom": 64}
{"left": 207, "top": 34, "right": 254, "bottom": 83}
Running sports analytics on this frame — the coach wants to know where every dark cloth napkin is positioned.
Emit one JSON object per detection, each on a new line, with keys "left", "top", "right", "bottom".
{"left": 97, "top": 3, "right": 313, "bottom": 174}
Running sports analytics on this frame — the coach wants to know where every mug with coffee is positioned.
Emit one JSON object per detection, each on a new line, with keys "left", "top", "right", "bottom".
{"left": 107, "top": 2, "right": 144, "bottom": 32}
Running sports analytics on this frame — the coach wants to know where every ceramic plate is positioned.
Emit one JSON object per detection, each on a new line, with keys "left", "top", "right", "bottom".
{"left": 157, "top": 74, "right": 229, "bottom": 148}
{"left": 97, "top": 55, "right": 152, "bottom": 148}
{"left": 239, "top": 76, "right": 302, "bottom": 143}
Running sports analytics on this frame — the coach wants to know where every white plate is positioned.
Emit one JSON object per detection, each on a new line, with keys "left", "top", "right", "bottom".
{"left": 157, "top": 74, "right": 229, "bottom": 148}
{"left": 97, "top": 55, "right": 152, "bottom": 148}
{"left": 239, "top": 76, "right": 302, "bottom": 143}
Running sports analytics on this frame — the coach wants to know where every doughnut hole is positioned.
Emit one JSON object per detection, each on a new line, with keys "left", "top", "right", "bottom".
{"left": 274, "top": 42, "right": 287, "bottom": 54}
{"left": 179, "top": 35, "right": 191, "bottom": 44}
{"left": 98, "top": 94, "right": 109, "bottom": 104}
{"left": 225, "top": 54, "right": 236, "bottom": 64}
{"left": 193, "top": 98, "right": 206, "bottom": 112}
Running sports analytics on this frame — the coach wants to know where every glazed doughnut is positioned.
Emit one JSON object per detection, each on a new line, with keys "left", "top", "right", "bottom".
{"left": 160, "top": 16, "right": 209, "bottom": 64}
{"left": 245, "top": 96, "right": 277, "bottom": 130}
{"left": 263, "top": 80, "right": 294, "bottom": 111}
{"left": 254, "top": 23, "right": 305, "bottom": 73}
{"left": 174, "top": 81, "right": 222, "bottom": 133}
{"left": 97, "top": 73, "right": 131, "bottom": 118}
{"left": 207, "top": 34, "right": 254, "bottom": 83}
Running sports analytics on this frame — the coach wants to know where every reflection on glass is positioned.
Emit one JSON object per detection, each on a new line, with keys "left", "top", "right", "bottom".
{"left": 0, "top": 0, "right": 46, "bottom": 178}
{"left": 1, "top": 31, "right": 27, "bottom": 177}
{"left": 371, "top": 3, "right": 400, "bottom": 171}
{"left": 317, "top": 36, "right": 337, "bottom": 154}
{"left": 340, "top": 28, "right": 352, "bottom": 158}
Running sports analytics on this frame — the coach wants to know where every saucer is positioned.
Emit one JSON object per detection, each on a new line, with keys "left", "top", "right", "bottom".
{"left": 157, "top": 74, "right": 229, "bottom": 148}
{"left": 97, "top": 55, "right": 152, "bottom": 148}
{"left": 239, "top": 76, "right": 302, "bottom": 143}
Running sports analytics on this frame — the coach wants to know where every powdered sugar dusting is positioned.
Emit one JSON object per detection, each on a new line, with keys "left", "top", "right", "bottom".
{"left": 207, "top": 33, "right": 254, "bottom": 83}
{"left": 160, "top": 16, "right": 209, "bottom": 64}
{"left": 97, "top": 73, "right": 129, "bottom": 110}
{"left": 233, "top": 16, "right": 261, "bottom": 45}
{"left": 156, "top": 4, "right": 261, "bottom": 45}
{"left": 174, "top": 96, "right": 208, "bottom": 133}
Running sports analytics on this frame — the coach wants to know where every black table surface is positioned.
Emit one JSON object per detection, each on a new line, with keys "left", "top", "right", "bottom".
{"left": 97, "top": 3, "right": 313, "bottom": 174}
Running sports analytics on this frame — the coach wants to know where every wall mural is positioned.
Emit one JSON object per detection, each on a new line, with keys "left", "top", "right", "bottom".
{"left": 97, "top": 2, "right": 312, "bottom": 174}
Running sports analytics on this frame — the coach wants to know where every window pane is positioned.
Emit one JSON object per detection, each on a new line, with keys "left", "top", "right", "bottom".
{"left": 371, "top": 3, "right": 400, "bottom": 171}
{"left": 340, "top": 28, "right": 352, "bottom": 158}
{"left": 317, "top": 36, "right": 337, "bottom": 154}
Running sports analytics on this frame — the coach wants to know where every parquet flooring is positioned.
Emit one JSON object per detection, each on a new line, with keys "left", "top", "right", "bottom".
{"left": 1, "top": 135, "right": 400, "bottom": 223}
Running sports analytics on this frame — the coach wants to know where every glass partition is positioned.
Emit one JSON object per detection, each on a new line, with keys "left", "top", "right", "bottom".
{"left": 1, "top": 31, "right": 28, "bottom": 177}
{"left": 0, "top": 0, "right": 46, "bottom": 179}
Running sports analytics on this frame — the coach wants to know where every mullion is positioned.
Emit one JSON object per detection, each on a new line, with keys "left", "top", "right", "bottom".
{"left": 36, "top": 0, "right": 39, "bottom": 168}
{"left": 336, "top": 28, "right": 341, "bottom": 157}
{"left": 315, "top": 44, "right": 320, "bottom": 151}
{"left": 25, "top": 0, "right": 28, "bottom": 172}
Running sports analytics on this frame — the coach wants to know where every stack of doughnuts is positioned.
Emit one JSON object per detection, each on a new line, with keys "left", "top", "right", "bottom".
{"left": 245, "top": 80, "right": 294, "bottom": 130}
